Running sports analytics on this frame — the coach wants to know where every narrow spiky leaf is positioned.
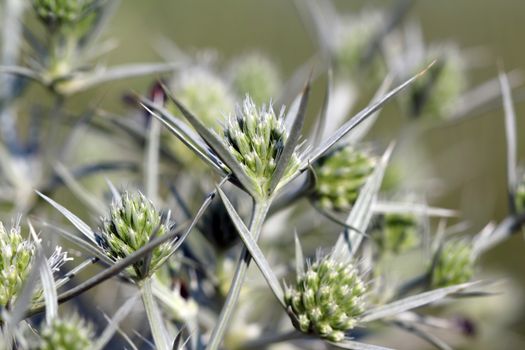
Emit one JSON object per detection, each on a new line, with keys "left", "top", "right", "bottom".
{"left": 162, "top": 86, "right": 259, "bottom": 197}
{"left": 305, "top": 63, "right": 433, "bottom": 166}
{"left": 269, "top": 80, "right": 310, "bottom": 194}
{"left": 217, "top": 188, "right": 285, "bottom": 306}
{"left": 360, "top": 280, "right": 484, "bottom": 323}
{"left": 328, "top": 340, "right": 394, "bottom": 350}
{"left": 294, "top": 232, "right": 305, "bottom": 276}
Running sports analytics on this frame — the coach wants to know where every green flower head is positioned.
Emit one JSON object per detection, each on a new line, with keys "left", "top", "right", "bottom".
{"left": 40, "top": 314, "right": 93, "bottom": 350}
{"left": 99, "top": 191, "right": 173, "bottom": 280}
{"left": 285, "top": 252, "right": 367, "bottom": 342}
{"left": 32, "top": 0, "right": 96, "bottom": 27}
{"left": 311, "top": 146, "right": 376, "bottom": 212}
{"left": 230, "top": 53, "right": 281, "bottom": 105}
{"left": 374, "top": 213, "right": 420, "bottom": 255}
{"left": 221, "top": 97, "right": 300, "bottom": 198}
{"left": 431, "top": 238, "right": 474, "bottom": 288}
{"left": 0, "top": 220, "right": 35, "bottom": 309}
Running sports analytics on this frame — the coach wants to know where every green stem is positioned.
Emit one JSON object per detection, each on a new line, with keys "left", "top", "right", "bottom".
{"left": 206, "top": 201, "right": 270, "bottom": 350}
{"left": 141, "top": 278, "right": 170, "bottom": 350}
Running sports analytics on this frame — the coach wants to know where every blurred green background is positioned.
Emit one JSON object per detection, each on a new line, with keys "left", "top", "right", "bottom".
{"left": 54, "top": 0, "right": 525, "bottom": 348}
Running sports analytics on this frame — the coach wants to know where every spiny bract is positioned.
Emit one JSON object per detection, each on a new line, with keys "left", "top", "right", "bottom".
{"left": 221, "top": 97, "right": 300, "bottom": 198}
{"left": 285, "top": 253, "right": 367, "bottom": 342}
{"left": 99, "top": 191, "right": 172, "bottom": 280}
{"left": 312, "top": 146, "right": 375, "bottom": 212}
{"left": 431, "top": 238, "right": 474, "bottom": 288}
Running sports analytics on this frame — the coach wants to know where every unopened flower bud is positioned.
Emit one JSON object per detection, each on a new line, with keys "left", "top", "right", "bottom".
{"left": 40, "top": 314, "right": 93, "bottom": 350}
{"left": 431, "top": 238, "right": 474, "bottom": 288}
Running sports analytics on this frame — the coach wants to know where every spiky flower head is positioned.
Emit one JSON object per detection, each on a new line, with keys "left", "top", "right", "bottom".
{"left": 311, "top": 146, "right": 376, "bottom": 212}
{"left": 431, "top": 238, "right": 474, "bottom": 288}
{"left": 374, "top": 213, "right": 420, "bottom": 254}
{"left": 221, "top": 97, "right": 300, "bottom": 198}
{"left": 170, "top": 67, "right": 234, "bottom": 128}
{"left": 99, "top": 191, "right": 173, "bottom": 280}
{"left": 515, "top": 172, "right": 525, "bottom": 214}
{"left": 229, "top": 53, "right": 281, "bottom": 105}
{"left": 285, "top": 252, "right": 367, "bottom": 342}
{"left": 0, "top": 220, "right": 34, "bottom": 308}
{"left": 40, "top": 314, "right": 93, "bottom": 350}
{"left": 32, "top": 0, "right": 96, "bottom": 28}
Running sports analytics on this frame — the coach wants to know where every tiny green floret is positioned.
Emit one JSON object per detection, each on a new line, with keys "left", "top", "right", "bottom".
{"left": 221, "top": 97, "right": 300, "bottom": 198}
{"left": 285, "top": 252, "right": 367, "bottom": 342}
{"left": 99, "top": 191, "right": 172, "bottom": 280}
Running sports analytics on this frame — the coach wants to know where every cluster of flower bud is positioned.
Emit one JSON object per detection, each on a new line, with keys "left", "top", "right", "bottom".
{"left": 431, "top": 239, "right": 474, "bottom": 288}
{"left": 221, "top": 97, "right": 300, "bottom": 197}
{"left": 285, "top": 253, "right": 367, "bottom": 342}
{"left": 40, "top": 315, "right": 93, "bottom": 350}
{"left": 99, "top": 191, "right": 172, "bottom": 280}
{"left": 374, "top": 213, "right": 420, "bottom": 254}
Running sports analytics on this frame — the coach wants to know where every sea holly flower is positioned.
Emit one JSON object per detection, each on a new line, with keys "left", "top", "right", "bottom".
{"left": 219, "top": 97, "right": 301, "bottom": 198}
{"left": 311, "top": 145, "right": 376, "bottom": 212}
{"left": 0, "top": 219, "right": 71, "bottom": 309}
{"left": 99, "top": 190, "right": 173, "bottom": 280}
{"left": 0, "top": 221, "right": 35, "bottom": 309}
{"left": 431, "top": 238, "right": 475, "bottom": 288}
{"left": 374, "top": 213, "right": 420, "bottom": 254}
{"left": 39, "top": 314, "right": 93, "bottom": 350}
{"left": 229, "top": 53, "right": 281, "bottom": 105}
{"left": 285, "top": 250, "right": 367, "bottom": 342}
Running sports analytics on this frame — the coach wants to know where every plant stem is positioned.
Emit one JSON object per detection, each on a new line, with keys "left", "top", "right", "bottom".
{"left": 206, "top": 201, "right": 270, "bottom": 350}
{"left": 141, "top": 278, "right": 170, "bottom": 350}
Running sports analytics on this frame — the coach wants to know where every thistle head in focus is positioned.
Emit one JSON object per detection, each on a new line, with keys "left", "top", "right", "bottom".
{"left": 374, "top": 213, "right": 420, "bottom": 255}
{"left": 99, "top": 190, "right": 173, "bottom": 280}
{"left": 221, "top": 97, "right": 300, "bottom": 199}
{"left": 40, "top": 314, "right": 94, "bottom": 350}
{"left": 311, "top": 145, "right": 376, "bottom": 212}
{"left": 431, "top": 238, "right": 475, "bottom": 288}
{"left": 0, "top": 220, "right": 34, "bottom": 309}
{"left": 229, "top": 53, "right": 281, "bottom": 105}
{"left": 285, "top": 250, "right": 367, "bottom": 342}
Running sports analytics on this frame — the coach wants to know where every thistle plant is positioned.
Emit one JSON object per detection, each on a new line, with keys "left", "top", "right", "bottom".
{"left": 431, "top": 238, "right": 475, "bottom": 288}
{"left": 229, "top": 53, "right": 281, "bottom": 105}
{"left": 0, "top": 221, "right": 34, "bottom": 309}
{"left": 39, "top": 314, "right": 94, "bottom": 350}
{"left": 285, "top": 251, "right": 367, "bottom": 342}
{"left": 99, "top": 190, "right": 173, "bottom": 280}
{"left": 220, "top": 97, "right": 300, "bottom": 199}
{"left": 311, "top": 145, "right": 376, "bottom": 212}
